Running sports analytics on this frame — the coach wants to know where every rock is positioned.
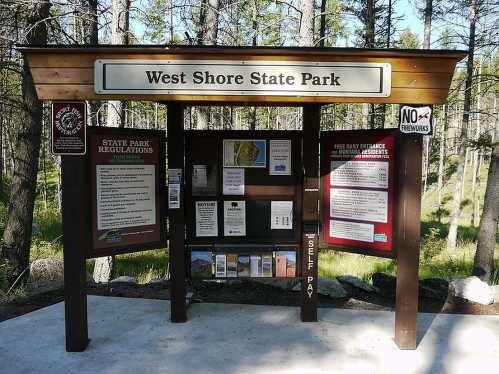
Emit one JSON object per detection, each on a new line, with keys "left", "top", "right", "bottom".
{"left": 419, "top": 278, "right": 449, "bottom": 300}
{"left": 32, "top": 223, "right": 41, "bottom": 236}
{"left": 93, "top": 256, "right": 113, "bottom": 283}
{"left": 0, "top": 289, "right": 6, "bottom": 304}
{"left": 252, "top": 278, "right": 299, "bottom": 290}
{"left": 449, "top": 276, "right": 493, "bottom": 305}
{"left": 491, "top": 285, "right": 499, "bottom": 304}
{"left": 337, "top": 275, "right": 379, "bottom": 293}
{"left": 372, "top": 273, "right": 396, "bottom": 297}
{"left": 29, "top": 258, "right": 64, "bottom": 285}
{"left": 110, "top": 276, "right": 137, "bottom": 284}
{"left": 149, "top": 278, "right": 164, "bottom": 284}
{"left": 292, "top": 277, "right": 349, "bottom": 298}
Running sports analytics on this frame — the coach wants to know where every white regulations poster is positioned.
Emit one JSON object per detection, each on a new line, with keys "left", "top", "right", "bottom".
{"left": 96, "top": 164, "right": 156, "bottom": 230}
{"left": 195, "top": 201, "right": 218, "bottom": 237}
{"left": 330, "top": 160, "right": 388, "bottom": 189}
{"left": 224, "top": 201, "right": 246, "bottom": 236}
{"left": 223, "top": 168, "right": 245, "bottom": 195}
{"left": 330, "top": 188, "right": 388, "bottom": 223}
{"left": 271, "top": 201, "right": 293, "bottom": 229}
{"left": 269, "top": 139, "right": 291, "bottom": 175}
{"left": 330, "top": 219, "right": 374, "bottom": 243}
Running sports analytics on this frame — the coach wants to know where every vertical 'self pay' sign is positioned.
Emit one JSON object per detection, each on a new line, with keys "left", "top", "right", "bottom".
{"left": 399, "top": 105, "right": 433, "bottom": 135}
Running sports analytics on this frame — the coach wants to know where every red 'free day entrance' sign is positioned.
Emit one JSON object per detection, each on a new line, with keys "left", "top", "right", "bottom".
{"left": 324, "top": 134, "right": 395, "bottom": 252}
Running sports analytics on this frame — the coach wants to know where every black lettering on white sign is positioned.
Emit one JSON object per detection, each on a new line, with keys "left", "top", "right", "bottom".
{"left": 399, "top": 105, "right": 433, "bottom": 135}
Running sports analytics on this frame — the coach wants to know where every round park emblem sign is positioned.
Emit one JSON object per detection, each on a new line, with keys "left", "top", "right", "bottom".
{"left": 55, "top": 105, "right": 84, "bottom": 136}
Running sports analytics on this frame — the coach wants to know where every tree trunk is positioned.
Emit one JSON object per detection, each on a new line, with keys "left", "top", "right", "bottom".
{"left": 299, "top": 0, "right": 315, "bottom": 46}
{"left": 319, "top": 0, "right": 327, "bottom": 47}
{"left": 437, "top": 105, "right": 448, "bottom": 222}
{"left": 80, "top": 0, "right": 100, "bottom": 126}
{"left": 471, "top": 57, "right": 483, "bottom": 226}
{"left": 447, "top": 0, "right": 476, "bottom": 252}
{"left": 423, "top": 0, "right": 432, "bottom": 49}
{"left": 96, "top": 0, "right": 130, "bottom": 282}
{"left": 472, "top": 111, "right": 499, "bottom": 282}
{"left": 106, "top": 0, "right": 129, "bottom": 129}
{"left": 1, "top": 0, "right": 50, "bottom": 284}
{"left": 195, "top": 0, "right": 219, "bottom": 129}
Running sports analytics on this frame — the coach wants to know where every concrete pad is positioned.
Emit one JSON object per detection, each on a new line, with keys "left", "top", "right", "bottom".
{"left": 1, "top": 296, "right": 498, "bottom": 374}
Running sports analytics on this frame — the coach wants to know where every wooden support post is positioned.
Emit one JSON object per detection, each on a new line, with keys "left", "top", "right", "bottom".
{"left": 301, "top": 105, "right": 320, "bottom": 322}
{"left": 167, "top": 104, "right": 187, "bottom": 323}
{"left": 61, "top": 155, "right": 90, "bottom": 352}
{"left": 395, "top": 134, "right": 423, "bottom": 349}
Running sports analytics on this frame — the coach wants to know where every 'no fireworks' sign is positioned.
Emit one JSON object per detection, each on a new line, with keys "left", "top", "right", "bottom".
{"left": 399, "top": 105, "right": 433, "bottom": 135}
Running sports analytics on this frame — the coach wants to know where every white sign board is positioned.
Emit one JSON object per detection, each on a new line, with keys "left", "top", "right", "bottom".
{"left": 195, "top": 201, "right": 218, "bottom": 237}
{"left": 271, "top": 201, "right": 293, "bottom": 230}
{"left": 96, "top": 165, "right": 156, "bottom": 229}
{"left": 330, "top": 188, "right": 388, "bottom": 223}
{"left": 269, "top": 139, "right": 291, "bottom": 175}
{"left": 95, "top": 60, "right": 391, "bottom": 97}
{"left": 224, "top": 201, "right": 246, "bottom": 236}
{"left": 399, "top": 105, "right": 433, "bottom": 134}
{"left": 331, "top": 160, "right": 388, "bottom": 189}
{"left": 223, "top": 168, "right": 245, "bottom": 195}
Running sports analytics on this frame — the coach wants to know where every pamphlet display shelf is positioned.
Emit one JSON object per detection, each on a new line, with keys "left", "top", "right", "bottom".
{"left": 189, "top": 244, "right": 300, "bottom": 279}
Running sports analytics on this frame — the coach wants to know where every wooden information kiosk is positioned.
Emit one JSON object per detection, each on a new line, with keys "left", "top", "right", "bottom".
{"left": 19, "top": 45, "right": 465, "bottom": 352}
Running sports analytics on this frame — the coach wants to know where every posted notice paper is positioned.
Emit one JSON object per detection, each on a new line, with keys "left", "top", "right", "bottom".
{"left": 192, "top": 165, "right": 208, "bottom": 188}
{"left": 271, "top": 201, "right": 293, "bottom": 229}
{"left": 96, "top": 164, "right": 156, "bottom": 230}
{"left": 330, "top": 219, "right": 374, "bottom": 243}
{"left": 330, "top": 160, "right": 388, "bottom": 189}
{"left": 224, "top": 201, "right": 246, "bottom": 236}
{"left": 269, "top": 139, "right": 291, "bottom": 175}
{"left": 223, "top": 168, "right": 245, "bottom": 195}
{"left": 195, "top": 201, "right": 218, "bottom": 237}
{"left": 330, "top": 188, "right": 388, "bottom": 223}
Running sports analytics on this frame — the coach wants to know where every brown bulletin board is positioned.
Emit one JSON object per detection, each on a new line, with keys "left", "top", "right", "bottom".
{"left": 319, "top": 129, "right": 402, "bottom": 259}
{"left": 185, "top": 130, "right": 303, "bottom": 245}
{"left": 87, "top": 127, "right": 167, "bottom": 258}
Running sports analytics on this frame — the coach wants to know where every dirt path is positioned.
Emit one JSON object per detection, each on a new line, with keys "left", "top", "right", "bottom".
{"left": 1, "top": 280, "right": 498, "bottom": 322}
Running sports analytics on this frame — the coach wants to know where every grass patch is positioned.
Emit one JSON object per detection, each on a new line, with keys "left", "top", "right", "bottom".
{"left": 86, "top": 249, "right": 168, "bottom": 284}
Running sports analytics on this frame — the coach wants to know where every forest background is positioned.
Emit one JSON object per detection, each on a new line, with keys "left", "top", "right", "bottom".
{"left": 0, "top": 0, "right": 497, "bottom": 294}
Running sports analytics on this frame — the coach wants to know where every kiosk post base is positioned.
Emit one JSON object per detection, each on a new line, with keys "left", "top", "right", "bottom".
{"left": 394, "top": 135, "right": 422, "bottom": 350}
{"left": 168, "top": 104, "right": 187, "bottom": 323}
{"left": 61, "top": 155, "right": 90, "bottom": 352}
{"left": 300, "top": 105, "right": 320, "bottom": 322}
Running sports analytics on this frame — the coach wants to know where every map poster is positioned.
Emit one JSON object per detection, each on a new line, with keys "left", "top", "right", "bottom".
{"left": 324, "top": 134, "right": 395, "bottom": 252}
{"left": 90, "top": 129, "right": 163, "bottom": 251}
{"left": 223, "top": 139, "right": 266, "bottom": 168}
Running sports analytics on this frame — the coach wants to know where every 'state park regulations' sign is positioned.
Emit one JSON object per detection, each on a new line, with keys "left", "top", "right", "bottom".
{"left": 51, "top": 102, "right": 86, "bottom": 155}
{"left": 324, "top": 134, "right": 395, "bottom": 252}
{"left": 89, "top": 129, "right": 164, "bottom": 252}
{"left": 94, "top": 60, "right": 391, "bottom": 97}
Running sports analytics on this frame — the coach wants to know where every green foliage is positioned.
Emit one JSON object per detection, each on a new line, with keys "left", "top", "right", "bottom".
{"left": 421, "top": 227, "right": 445, "bottom": 265}
{"left": 86, "top": 249, "right": 168, "bottom": 284}
{"left": 0, "top": 258, "right": 12, "bottom": 291}
{"left": 395, "top": 27, "right": 420, "bottom": 49}
{"left": 490, "top": 268, "right": 499, "bottom": 286}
